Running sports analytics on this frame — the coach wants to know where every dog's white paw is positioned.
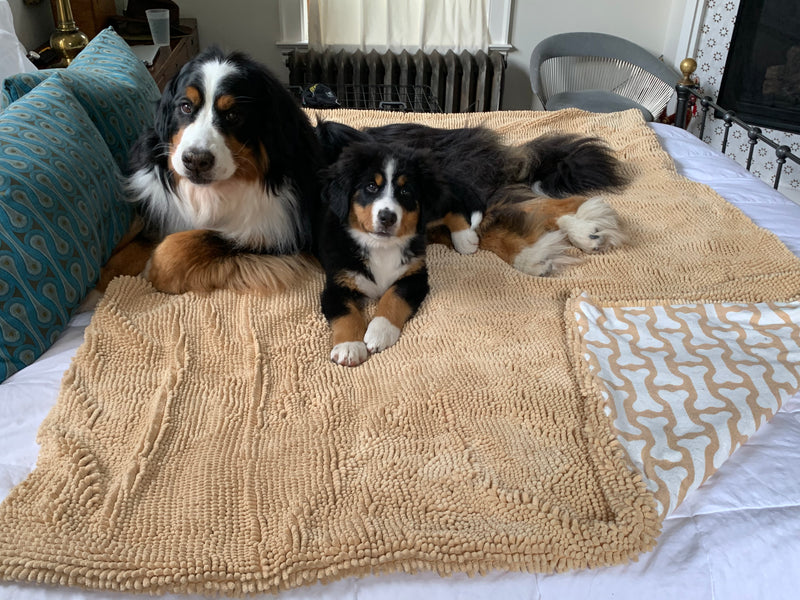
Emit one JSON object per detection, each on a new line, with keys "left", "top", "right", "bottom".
{"left": 331, "top": 341, "right": 369, "bottom": 367}
{"left": 513, "top": 230, "right": 580, "bottom": 277}
{"left": 451, "top": 228, "right": 480, "bottom": 254}
{"left": 364, "top": 317, "right": 401, "bottom": 354}
{"left": 557, "top": 196, "right": 625, "bottom": 253}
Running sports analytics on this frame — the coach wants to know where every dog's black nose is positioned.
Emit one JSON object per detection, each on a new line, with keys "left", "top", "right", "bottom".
{"left": 182, "top": 149, "right": 215, "bottom": 175}
{"left": 377, "top": 209, "right": 397, "bottom": 229}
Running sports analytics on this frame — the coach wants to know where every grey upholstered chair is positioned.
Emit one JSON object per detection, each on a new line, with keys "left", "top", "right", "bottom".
{"left": 529, "top": 32, "right": 682, "bottom": 121}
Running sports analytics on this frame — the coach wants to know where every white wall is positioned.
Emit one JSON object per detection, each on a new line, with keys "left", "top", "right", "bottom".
{"left": 7, "top": 0, "right": 53, "bottom": 51}
{"left": 177, "top": 0, "right": 287, "bottom": 79}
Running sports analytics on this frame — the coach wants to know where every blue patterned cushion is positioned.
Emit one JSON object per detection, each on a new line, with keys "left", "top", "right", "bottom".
{"left": 1, "top": 70, "right": 49, "bottom": 109}
{"left": 1, "top": 27, "right": 160, "bottom": 170}
{"left": 0, "top": 73, "right": 132, "bottom": 381}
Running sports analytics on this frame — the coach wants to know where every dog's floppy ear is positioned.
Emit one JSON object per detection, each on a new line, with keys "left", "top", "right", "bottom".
{"left": 154, "top": 74, "right": 180, "bottom": 143}
{"left": 316, "top": 120, "right": 371, "bottom": 166}
{"left": 322, "top": 158, "right": 356, "bottom": 224}
{"left": 323, "top": 142, "right": 378, "bottom": 224}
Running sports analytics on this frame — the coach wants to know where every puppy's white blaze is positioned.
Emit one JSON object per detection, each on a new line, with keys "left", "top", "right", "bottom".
{"left": 171, "top": 59, "right": 239, "bottom": 182}
{"left": 372, "top": 159, "right": 401, "bottom": 233}
{"left": 331, "top": 341, "right": 369, "bottom": 367}
{"left": 364, "top": 317, "right": 401, "bottom": 353}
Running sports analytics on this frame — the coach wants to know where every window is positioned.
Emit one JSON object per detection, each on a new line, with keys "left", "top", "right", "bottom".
{"left": 277, "top": 0, "right": 512, "bottom": 53}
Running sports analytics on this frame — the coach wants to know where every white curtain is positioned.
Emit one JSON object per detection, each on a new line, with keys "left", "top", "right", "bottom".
{"left": 0, "top": 0, "right": 37, "bottom": 80}
{"left": 307, "top": 0, "right": 491, "bottom": 53}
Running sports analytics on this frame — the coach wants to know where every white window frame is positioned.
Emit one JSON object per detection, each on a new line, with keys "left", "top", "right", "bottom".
{"left": 277, "top": 0, "right": 514, "bottom": 53}
{"left": 667, "top": 0, "right": 706, "bottom": 68}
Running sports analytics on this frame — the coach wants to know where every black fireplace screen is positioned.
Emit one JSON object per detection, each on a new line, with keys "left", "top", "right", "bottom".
{"left": 717, "top": 0, "right": 800, "bottom": 134}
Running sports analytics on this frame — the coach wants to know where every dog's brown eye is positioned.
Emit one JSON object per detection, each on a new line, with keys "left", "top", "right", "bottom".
{"left": 179, "top": 102, "right": 193, "bottom": 115}
{"left": 366, "top": 182, "right": 379, "bottom": 193}
{"left": 225, "top": 110, "right": 242, "bottom": 124}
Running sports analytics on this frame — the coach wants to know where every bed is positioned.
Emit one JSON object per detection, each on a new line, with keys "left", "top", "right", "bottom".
{"left": 2, "top": 122, "right": 799, "bottom": 599}
{"left": 2, "top": 27, "right": 800, "bottom": 600}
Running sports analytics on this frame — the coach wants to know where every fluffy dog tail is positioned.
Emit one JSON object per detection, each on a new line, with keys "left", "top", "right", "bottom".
{"left": 520, "top": 134, "right": 629, "bottom": 198}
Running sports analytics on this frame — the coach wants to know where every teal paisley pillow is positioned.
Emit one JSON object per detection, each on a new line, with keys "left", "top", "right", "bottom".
{"left": 0, "top": 73, "right": 132, "bottom": 381}
{"left": 1, "top": 27, "right": 160, "bottom": 170}
{"left": 1, "top": 70, "right": 48, "bottom": 109}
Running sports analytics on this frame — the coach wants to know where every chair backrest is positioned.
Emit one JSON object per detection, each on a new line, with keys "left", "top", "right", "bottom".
{"left": 530, "top": 32, "right": 681, "bottom": 117}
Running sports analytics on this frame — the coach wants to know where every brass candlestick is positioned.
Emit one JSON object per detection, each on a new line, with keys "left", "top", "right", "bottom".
{"left": 50, "top": 0, "right": 89, "bottom": 65}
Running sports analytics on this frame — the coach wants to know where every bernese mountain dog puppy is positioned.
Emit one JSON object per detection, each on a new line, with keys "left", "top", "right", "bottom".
{"left": 316, "top": 120, "right": 628, "bottom": 277}
{"left": 318, "top": 142, "right": 443, "bottom": 367}
{"left": 126, "top": 47, "right": 322, "bottom": 294}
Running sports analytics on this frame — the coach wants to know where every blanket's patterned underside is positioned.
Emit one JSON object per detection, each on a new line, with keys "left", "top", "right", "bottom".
{"left": 572, "top": 296, "right": 800, "bottom": 516}
{"left": 1, "top": 108, "right": 800, "bottom": 595}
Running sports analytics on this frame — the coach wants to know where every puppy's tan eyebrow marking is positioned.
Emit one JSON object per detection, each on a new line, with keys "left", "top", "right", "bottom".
{"left": 216, "top": 94, "right": 236, "bottom": 111}
{"left": 374, "top": 173, "right": 384, "bottom": 187}
{"left": 396, "top": 174, "right": 407, "bottom": 186}
{"left": 185, "top": 86, "right": 201, "bottom": 106}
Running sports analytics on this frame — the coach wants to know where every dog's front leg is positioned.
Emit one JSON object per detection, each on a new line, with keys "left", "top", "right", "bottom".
{"left": 445, "top": 211, "right": 483, "bottom": 255}
{"left": 321, "top": 284, "right": 369, "bottom": 367}
{"left": 364, "top": 269, "right": 429, "bottom": 355}
{"left": 145, "top": 229, "right": 316, "bottom": 295}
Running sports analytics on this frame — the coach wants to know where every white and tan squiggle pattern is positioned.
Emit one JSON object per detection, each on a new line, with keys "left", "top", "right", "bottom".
{"left": 572, "top": 295, "right": 800, "bottom": 516}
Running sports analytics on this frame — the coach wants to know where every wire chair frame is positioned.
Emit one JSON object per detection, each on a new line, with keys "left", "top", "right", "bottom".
{"left": 538, "top": 56, "right": 675, "bottom": 118}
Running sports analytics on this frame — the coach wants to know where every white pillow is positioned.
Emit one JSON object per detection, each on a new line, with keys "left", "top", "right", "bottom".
{"left": 0, "top": 0, "right": 37, "bottom": 82}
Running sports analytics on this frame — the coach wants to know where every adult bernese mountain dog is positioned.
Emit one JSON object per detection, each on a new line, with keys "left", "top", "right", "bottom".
{"left": 126, "top": 46, "right": 321, "bottom": 294}
{"left": 318, "top": 142, "right": 441, "bottom": 366}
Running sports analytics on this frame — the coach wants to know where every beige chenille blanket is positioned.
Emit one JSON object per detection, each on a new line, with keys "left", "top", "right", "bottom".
{"left": 1, "top": 109, "right": 799, "bottom": 595}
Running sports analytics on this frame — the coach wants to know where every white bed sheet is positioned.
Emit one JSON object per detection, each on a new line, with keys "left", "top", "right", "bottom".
{"left": 2, "top": 123, "right": 800, "bottom": 599}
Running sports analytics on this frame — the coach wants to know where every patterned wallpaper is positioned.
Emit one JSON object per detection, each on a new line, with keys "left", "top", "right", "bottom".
{"left": 692, "top": 0, "right": 799, "bottom": 199}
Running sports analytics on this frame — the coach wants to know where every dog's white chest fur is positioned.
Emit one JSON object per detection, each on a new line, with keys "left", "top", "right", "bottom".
{"left": 175, "top": 178, "right": 301, "bottom": 250}
{"left": 128, "top": 166, "right": 302, "bottom": 252}
{"left": 348, "top": 235, "right": 413, "bottom": 298}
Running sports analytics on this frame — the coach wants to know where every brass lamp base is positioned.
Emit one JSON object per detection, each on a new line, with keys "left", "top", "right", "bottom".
{"left": 50, "top": 0, "right": 89, "bottom": 66}
{"left": 50, "top": 27, "right": 89, "bottom": 66}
